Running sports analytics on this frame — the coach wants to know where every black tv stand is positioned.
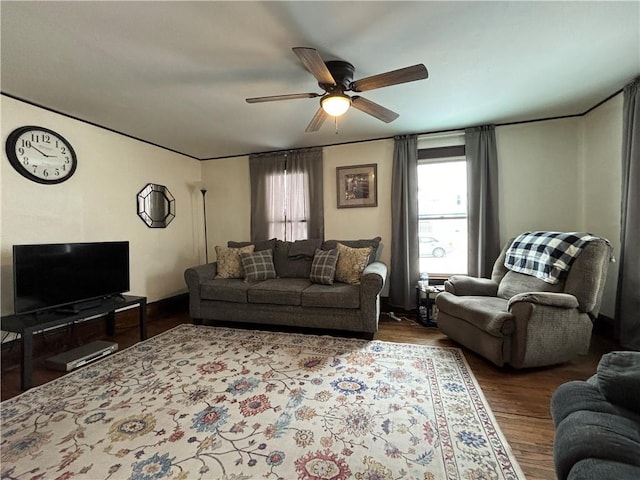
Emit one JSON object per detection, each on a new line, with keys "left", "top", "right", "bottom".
{"left": 1, "top": 295, "right": 147, "bottom": 390}
{"left": 56, "top": 298, "right": 104, "bottom": 315}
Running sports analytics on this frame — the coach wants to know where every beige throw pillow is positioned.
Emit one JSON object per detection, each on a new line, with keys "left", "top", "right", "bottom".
{"left": 215, "top": 245, "right": 255, "bottom": 279}
{"left": 334, "top": 242, "right": 371, "bottom": 285}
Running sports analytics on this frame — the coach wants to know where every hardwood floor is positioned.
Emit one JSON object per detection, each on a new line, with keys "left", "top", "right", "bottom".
{"left": 1, "top": 307, "right": 617, "bottom": 480}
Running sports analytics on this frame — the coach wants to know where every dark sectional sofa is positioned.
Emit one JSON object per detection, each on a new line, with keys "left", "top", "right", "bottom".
{"left": 551, "top": 351, "right": 640, "bottom": 480}
{"left": 184, "top": 237, "right": 387, "bottom": 336}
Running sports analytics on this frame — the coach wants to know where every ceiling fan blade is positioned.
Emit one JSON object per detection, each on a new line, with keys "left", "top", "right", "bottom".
{"left": 350, "top": 64, "right": 428, "bottom": 92}
{"left": 305, "top": 107, "right": 329, "bottom": 132}
{"left": 246, "top": 92, "right": 320, "bottom": 104}
{"left": 292, "top": 47, "right": 336, "bottom": 85}
{"left": 351, "top": 96, "right": 399, "bottom": 123}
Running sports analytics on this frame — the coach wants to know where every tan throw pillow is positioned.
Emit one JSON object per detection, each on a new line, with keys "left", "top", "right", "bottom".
{"left": 215, "top": 245, "right": 255, "bottom": 279}
{"left": 334, "top": 242, "right": 371, "bottom": 285}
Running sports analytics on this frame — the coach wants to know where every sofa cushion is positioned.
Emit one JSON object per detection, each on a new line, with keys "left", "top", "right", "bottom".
{"left": 273, "top": 240, "right": 314, "bottom": 278}
{"left": 497, "top": 270, "right": 564, "bottom": 299}
{"left": 309, "top": 248, "right": 339, "bottom": 285}
{"left": 335, "top": 242, "right": 371, "bottom": 285}
{"left": 302, "top": 283, "right": 360, "bottom": 308}
{"left": 289, "top": 239, "right": 322, "bottom": 259}
{"left": 434, "top": 293, "right": 514, "bottom": 337}
{"left": 215, "top": 245, "right": 255, "bottom": 279}
{"left": 322, "top": 237, "right": 381, "bottom": 265}
{"left": 554, "top": 409, "right": 640, "bottom": 479}
{"left": 228, "top": 238, "right": 277, "bottom": 252}
{"left": 201, "top": 279, "right": 251, "bottom": 303}
{"left": 241, "top": 250, "right": 277, "bottom": 283}
{"left": 247, "top": 278, "right": 312, "bottom": 305}
{"left": 597, "top": 351, "right": 640, "bottom": 414}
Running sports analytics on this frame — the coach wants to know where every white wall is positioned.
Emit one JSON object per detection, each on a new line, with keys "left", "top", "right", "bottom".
{"left": 1, "top": 96, "right": 203, "bottom": 316}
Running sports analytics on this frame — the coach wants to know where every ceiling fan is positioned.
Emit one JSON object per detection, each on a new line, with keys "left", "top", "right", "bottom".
{"left": 246, "top": 47, "right": 428, "bottom": 132}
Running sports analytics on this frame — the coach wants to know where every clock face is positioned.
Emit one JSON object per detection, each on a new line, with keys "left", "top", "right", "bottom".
{"left": 5, "top": 126, "right": 77, "bottom": 184}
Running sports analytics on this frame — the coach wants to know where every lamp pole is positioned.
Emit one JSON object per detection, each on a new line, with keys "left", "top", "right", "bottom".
{"left": 200, "top": 188, "right": 209, "bottom": 263}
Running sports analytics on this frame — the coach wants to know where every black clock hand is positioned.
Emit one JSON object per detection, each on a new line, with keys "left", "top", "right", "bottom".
{"left": 30, "top": 145, "right": 52, "bottom": 157}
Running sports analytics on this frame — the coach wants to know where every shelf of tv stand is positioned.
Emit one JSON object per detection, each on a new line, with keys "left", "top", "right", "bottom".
{"left": 1, "top": 294, "right": 147, "bottom": 391}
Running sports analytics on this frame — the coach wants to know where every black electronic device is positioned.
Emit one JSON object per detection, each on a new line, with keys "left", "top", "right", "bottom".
{"left": 13, "top": 241, "right": 130, "bottom": 315}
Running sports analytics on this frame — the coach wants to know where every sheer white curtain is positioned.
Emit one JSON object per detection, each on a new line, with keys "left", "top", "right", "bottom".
{"left": 249, "top": 148, "right": 323, "bottom": 242}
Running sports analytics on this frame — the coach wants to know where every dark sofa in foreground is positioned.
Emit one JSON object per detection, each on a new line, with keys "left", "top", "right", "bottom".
{"left": 551, "top": 351, "right": 640, "bottom": 480}
{"left": 184, "top": 237, "right": 387, "bottom": 336}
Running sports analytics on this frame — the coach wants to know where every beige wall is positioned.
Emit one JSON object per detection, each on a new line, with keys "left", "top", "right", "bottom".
{"left": 200, "top": 139, "right": 395, "bottom": 294}
{"left": 495, "top": 109, "right": 622, "bottom": 317}
{"left": 496, "top": 118, "right": 582, "bottom": 239}
{"left": 201, "top": 156, "right": 251, "bottom": 258}
{"left": 201, "top": 103, "right": 622, "bottom": 314}
{"left": 3, "top": 93, "right": 622, "bottom": 318}
{"left": 580, "top": 93, "right": 623, "bottom": 316}
{"left": 1, "top": 96, "right": 202, "bottom": 316}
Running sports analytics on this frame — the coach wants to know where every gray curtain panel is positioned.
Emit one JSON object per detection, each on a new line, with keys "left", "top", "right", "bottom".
{"left": 617, "top": 77, "right": 640, "bottom": 350}
{"left": 288, "top": 148, "right": 324, "bottom": 240}
{"left": 389, "top": 135, "right": 419, "bottom": 310}
{"left": 249, "top": 148, "right": 323, "bottom": 242}
{"left": 465, "top": 125, "right": 501, "bottom": 277}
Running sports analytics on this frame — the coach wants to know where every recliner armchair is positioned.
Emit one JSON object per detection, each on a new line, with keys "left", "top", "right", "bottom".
{"left": 435, "top": 236, "right": 612, "bottom": 368}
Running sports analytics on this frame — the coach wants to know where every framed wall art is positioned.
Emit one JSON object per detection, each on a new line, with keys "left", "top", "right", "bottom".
{"left": 336, "top": 163, "right": 377, "bottom": 208}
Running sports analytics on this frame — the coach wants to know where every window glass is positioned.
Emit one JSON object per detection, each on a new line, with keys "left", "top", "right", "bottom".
{"left": 267, "top": 169, "right": 308, "bottom": 241}
{"left": 418, "top": 159, "right": 468, "bottom": 275}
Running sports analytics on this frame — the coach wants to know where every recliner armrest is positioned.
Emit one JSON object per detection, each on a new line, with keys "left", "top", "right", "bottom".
{"left": 445, "top": 275, "right": 498, "bottom": 296}
{"left": 508, "top": 292, "right": 579, "bottom": 310}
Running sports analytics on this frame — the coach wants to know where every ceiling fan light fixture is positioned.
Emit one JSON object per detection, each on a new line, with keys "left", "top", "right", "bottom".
{"left": 321, "top": 92, "right": 351, "bottom": 116}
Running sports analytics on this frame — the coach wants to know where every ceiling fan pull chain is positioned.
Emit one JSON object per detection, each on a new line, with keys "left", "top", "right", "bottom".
{"left": 334, "top": 116, "right": 339, "bottom": 134}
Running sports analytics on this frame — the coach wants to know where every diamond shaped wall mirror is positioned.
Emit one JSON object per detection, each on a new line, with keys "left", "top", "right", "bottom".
{"left": 137, "top": 183, "right": 175, "bottom": 228}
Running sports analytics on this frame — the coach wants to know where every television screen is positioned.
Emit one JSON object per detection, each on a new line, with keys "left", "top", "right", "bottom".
{"left": 13, "top": 241, "right": 130, "bottom": 315}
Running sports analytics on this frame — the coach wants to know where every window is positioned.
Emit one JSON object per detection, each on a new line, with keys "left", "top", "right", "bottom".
{"left": 267, "top": 168, "right": 308, "bottom": 241}
{"left": 249, "top": 149, "right": 323, "bottom": 242}
{"left": 418, "top": 146, "right": 468, "bottom": 276}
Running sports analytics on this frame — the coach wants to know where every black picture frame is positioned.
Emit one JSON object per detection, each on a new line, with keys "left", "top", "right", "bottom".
{"left": 336, "top": 163, "right": 378, "bottom": 208}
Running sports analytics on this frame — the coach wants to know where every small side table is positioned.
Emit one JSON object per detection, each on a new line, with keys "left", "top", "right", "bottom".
{"left": 415, "top": 284, "right": 443, "bottom": 328}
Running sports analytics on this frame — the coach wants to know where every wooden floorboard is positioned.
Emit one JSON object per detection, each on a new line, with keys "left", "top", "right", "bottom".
{"left": 1, "top": 309, "right": 617, "bottom": 480}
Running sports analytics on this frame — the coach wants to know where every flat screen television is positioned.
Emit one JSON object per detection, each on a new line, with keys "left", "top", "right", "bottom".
{"left": 13, "top": 241, "right": 130, "bottom": 315}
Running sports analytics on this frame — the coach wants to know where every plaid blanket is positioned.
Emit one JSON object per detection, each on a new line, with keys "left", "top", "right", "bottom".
{"left": 504, "top": 231, "right": 611, "bottom": 284}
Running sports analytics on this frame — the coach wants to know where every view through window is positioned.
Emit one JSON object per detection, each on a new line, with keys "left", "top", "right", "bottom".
{"left": 417, "top": 156, "right": 468, "bottom": 276}
{"left": 268, "top": 169, "right": 308, "bottom": 241}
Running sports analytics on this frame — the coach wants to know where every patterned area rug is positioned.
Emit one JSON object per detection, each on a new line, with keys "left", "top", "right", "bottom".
{"left": 1, "top": 325, "right": 525, "bottom": 479}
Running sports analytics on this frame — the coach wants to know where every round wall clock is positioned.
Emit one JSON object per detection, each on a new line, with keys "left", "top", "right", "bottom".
{"left": 5, "top": 126, "right": 77, "bottom": 184}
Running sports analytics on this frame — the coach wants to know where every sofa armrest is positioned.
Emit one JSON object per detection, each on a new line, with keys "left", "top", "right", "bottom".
{"left": 359, "top": 261, "right": 387, "bottom": 334}
{"left": 508, "top": 292, "right": 579, "bottom": 310}
{"left": 184, "top": 263, "right": 218, "bottom": 321}
{"left": 184, "top": 262, "right": 218, "bottom": 289}
{"left": 445, "top": 275, "right": 498, "bottom": 296}
{"left": 360, "top": 261, "right": 387, "bottom": 295}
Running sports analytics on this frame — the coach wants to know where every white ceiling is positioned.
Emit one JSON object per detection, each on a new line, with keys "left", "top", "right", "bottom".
{"left": 2, "top": 1, "right": 639, "bottom": 160}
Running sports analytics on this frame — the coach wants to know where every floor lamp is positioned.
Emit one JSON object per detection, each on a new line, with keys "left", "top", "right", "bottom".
{"left": 201, "top": 188, "right": 209, "bottom": 263}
